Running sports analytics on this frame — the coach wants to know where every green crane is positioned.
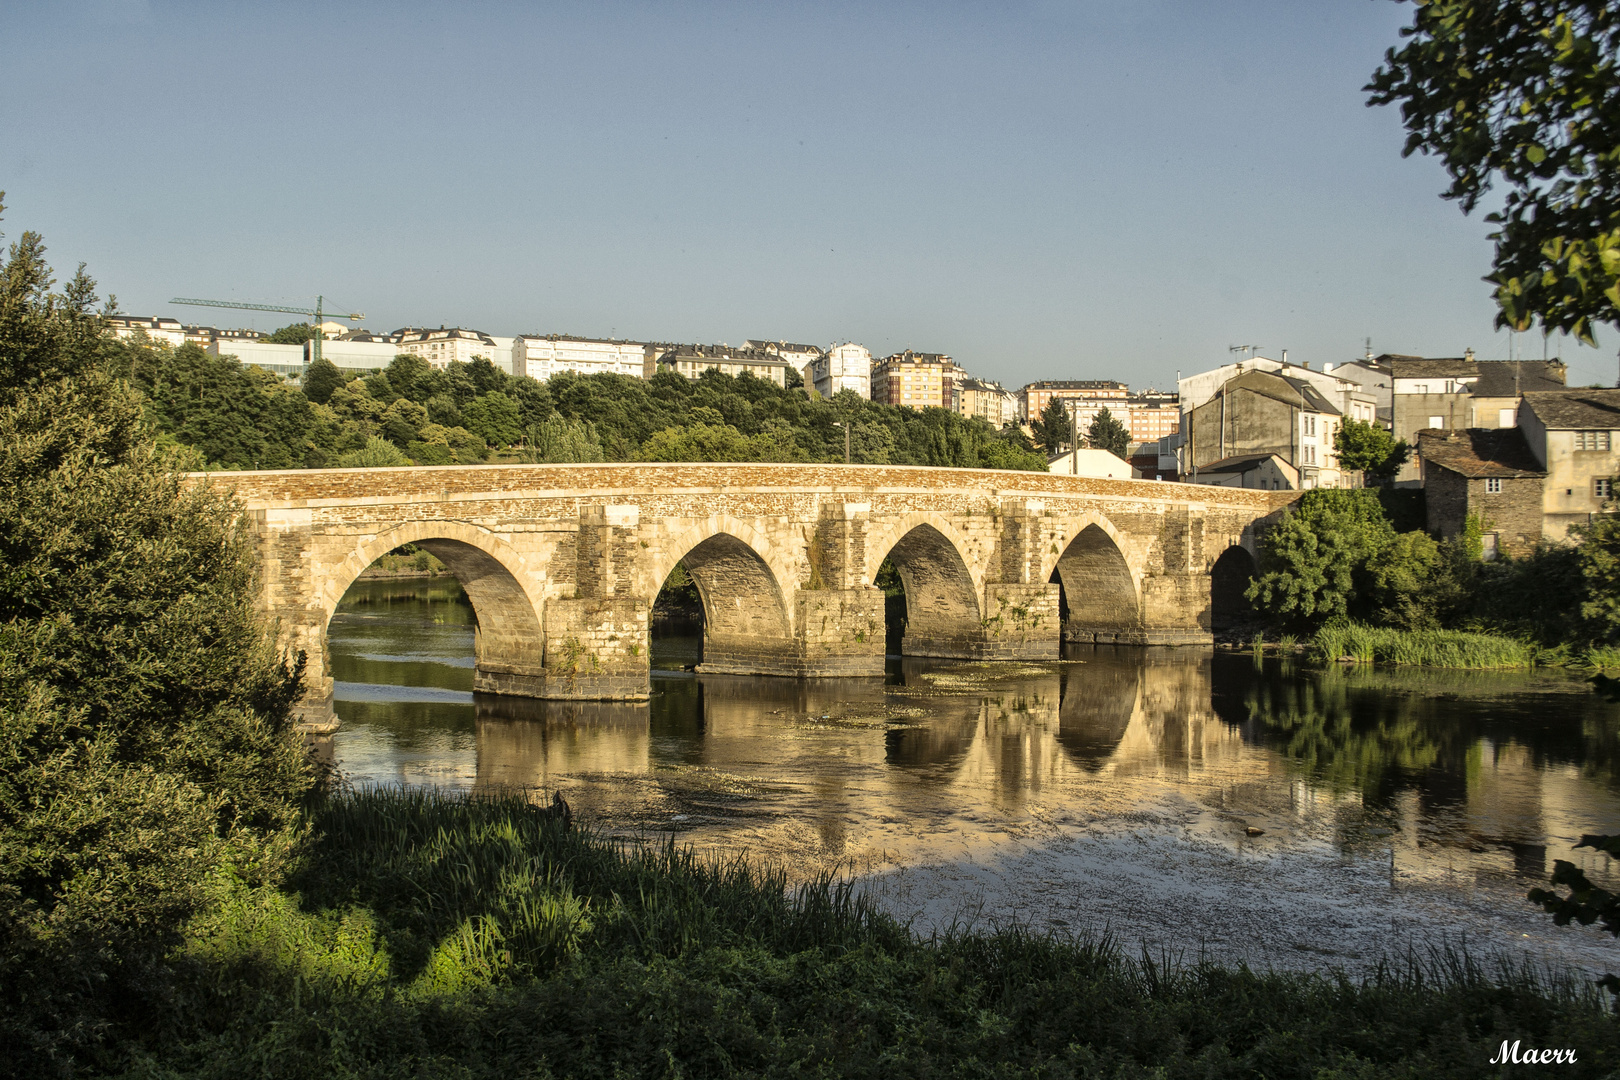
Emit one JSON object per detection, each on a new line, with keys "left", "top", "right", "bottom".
{"left": 169, "top": 295, "right": 365, "bottom": 368}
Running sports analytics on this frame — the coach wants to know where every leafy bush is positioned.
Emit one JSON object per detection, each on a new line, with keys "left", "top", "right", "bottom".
{"left": 1246, "top": 490, "right": 1396, "bottom": 625}
{"left": 0, "top": 201, "right": 313, "bottom": 1067}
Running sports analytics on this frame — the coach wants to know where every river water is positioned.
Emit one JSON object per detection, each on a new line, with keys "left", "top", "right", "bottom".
{"left": 325, "top": 576, "right": 1620, "bottom": 976}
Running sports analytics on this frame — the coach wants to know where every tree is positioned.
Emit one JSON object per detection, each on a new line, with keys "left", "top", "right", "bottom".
{"left": 461, "top": 390, "right": 523, "bottom": 447}
{"left": 262, "top": 321, "right": 314, "bottom": 345}
{"left": 522, "top": 416, "right": 605, "bottom": 463}
{"left": 1246, "top": 489, "right": 1397, "bottom": 625}
{"left": 1368, "top": 2, "right": 1620, "bottom": 342}
{"left": 1333, "top": 419, "right": 1411, "bottom": 484}
{"left": 301, "top": 355, "right": 343, "bottom": 405}
{"left": 0, "top": 203, "right": 312, "bottom": 1062}
{"left": 1030, "top": 397, "right": 1072, "bottom": 455}
{"left": 1575, "top": 508, "right": 1620, "bottom": 638}
{"left": 1086, "top": 407, "right": 1130, "bottom": 458}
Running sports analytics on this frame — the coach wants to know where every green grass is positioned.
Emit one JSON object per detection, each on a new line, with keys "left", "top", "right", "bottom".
{"left": 62, "top": 788, "right": 1620, "bottom": 1076}
{"left": 1311, "top": 621, "right": 1536, "bottom": 669}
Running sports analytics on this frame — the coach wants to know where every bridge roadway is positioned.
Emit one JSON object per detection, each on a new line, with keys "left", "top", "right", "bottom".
{"left": 204, "top": 462, "right": 1295, "bottom": 731}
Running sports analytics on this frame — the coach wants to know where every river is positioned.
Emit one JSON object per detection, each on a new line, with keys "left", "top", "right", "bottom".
{"left": 323, "top": 576, "right": 1620, "bottom": 976}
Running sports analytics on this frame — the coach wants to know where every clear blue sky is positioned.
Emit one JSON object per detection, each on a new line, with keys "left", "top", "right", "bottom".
{"left": 5, "top": 0, "right": 1612, "bottom": 389}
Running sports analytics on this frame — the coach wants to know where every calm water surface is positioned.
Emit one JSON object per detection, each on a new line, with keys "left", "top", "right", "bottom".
{"left": 326, "top": 577, "right": 1620, "bottom": 972}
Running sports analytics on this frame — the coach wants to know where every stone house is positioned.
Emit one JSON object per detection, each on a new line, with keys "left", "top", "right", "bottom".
{"left": 1388, "top": 354, "right": 1566, "bottom": 483}
{"left": 1519, "top": 388, "right": 1620, "bottom": 541}
{"left": 1184, "top": 368, "right": 1344, "bottom": 488}
{"left": 1416, "top": 429, "right": 1547, "bottom": 558}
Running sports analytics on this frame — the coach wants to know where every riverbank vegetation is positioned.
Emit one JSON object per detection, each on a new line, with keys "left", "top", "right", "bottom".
{"left": 106, "top": 328, "right": 1047, "bottom": 473}
{"left": 15, "top": 785, "right": 1619, "bottom": 1077}
{"left": 1244, "top": 489, "right": 1620, "bottom": 669}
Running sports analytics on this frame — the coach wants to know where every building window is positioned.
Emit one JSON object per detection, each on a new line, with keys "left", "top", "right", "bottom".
{"left": 1428, "top": 415, "right": 1444, "bottom": 429}
{"left": 1499, "top": 408, "right": 1517, "bottom": 427}
{"left": 1576, "top": 430, "right": 1613, "bottom": 451}
{"left": 1486, "top": 477, "right": 1502, "bottom": 494}
{"left": 1597, "top": 478, "right": 1614, "bottom": 500}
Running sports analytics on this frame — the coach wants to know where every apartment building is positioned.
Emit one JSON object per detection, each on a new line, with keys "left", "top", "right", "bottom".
{"left": 105, "top": 315, "right": 186, "bottom": 347}
{"left": 1017, "top": 380, "right": 1129, "bottom": 425}
{"left": 513, "top": 335, "right": 648, "bottom": 380}
{"left": 396, "top": 327, "right": 502, "bottom": 370}
{"left": 957, "top": 378, "right": 1017, "bottom": 428}
{"left": 805, "top": 341, "right": 872, "bottom": 399}
{"left": 871, "top": 351, "right": 960, "bottom": 408}
{"left": 746, "top": 339, "right": 824, "bottom": 375}
{"left": 1125, "top": 391, "right": 1180, "bottom": 443}
{"left": 654, "top": 344, "right": 791, "bottom": 387}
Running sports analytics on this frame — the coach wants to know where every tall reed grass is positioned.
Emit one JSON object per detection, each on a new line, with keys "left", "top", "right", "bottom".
{"left": 1311, "top": 621, "right": 1534, "bottom": 669}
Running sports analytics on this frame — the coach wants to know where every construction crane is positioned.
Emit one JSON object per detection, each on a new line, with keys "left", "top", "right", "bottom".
{"left": 169, "top": 295, "right": 365, "bottom": 367}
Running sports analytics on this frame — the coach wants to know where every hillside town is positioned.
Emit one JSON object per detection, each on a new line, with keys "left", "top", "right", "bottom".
{"left": 104, "top": 312, "right": 1616, "bottom": 557}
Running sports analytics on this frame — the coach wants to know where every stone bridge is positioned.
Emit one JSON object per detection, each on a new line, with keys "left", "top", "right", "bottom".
{"left": 206, "top": 463, "right": 1294, "bottom": 728}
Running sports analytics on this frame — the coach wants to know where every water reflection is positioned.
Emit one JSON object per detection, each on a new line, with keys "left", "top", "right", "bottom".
{"left": 327, "top": 577, "right": 1620, "bottom": 893}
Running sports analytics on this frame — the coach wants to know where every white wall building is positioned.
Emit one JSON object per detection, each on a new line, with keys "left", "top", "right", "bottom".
{"left": 513, "top": 335, "right": 649, "bottom": 380}
{"left": 396, "top": 327, "right": 502, "bottom": 370}
{"left": 106, "top": 315, "right": 186, "bottom": 348}
{"left": 807, "top": 341, "right": 872, "bottom": 399}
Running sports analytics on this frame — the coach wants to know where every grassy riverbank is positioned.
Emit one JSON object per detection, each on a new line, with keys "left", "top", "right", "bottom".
{"left": 1303, "top": 621, "right": 1620, "bottom": 671}
{"left": 77, "top": 788, "right": 1619, "bottom": 1077}
{"left": 1310, "top": 622, "right": 1537, "bottom": 669}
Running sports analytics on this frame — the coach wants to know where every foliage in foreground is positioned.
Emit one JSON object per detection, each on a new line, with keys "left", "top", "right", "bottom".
{"left": 0, "top": 200, "right": 314, "bottom": 1071}
{"left": 85, "top": 788, "right": 1620, "bottom": 1078}
{"left": 1531, "top": 834, "right": 1620, "bottom": 993}
{"left": 1368, "top": 0, "right": 1620, "bottom": 343}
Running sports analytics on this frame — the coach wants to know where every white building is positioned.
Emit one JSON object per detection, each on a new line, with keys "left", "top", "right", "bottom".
{"left": 308, "top": 338, "right": 400, "bottom": 374}
{"left": 513, "top": 335, "right": 649, "bottom": 380}
{"left": 105, "top": 315, "right": 186, "bottom": 348}
{"left": 747, "top": 340, "right": 825, "bottom": 379}
{"left": 396, "top": 327, "right": 502, "bottom": 370}
{"left": 807, "top": 341, "right": 872, "bottom": 399}
{"left": 1047, "top": 448, "right": 1134, "bottom": 479}
{"left": 209, "top": 340, "right": 305, "bottom": 381}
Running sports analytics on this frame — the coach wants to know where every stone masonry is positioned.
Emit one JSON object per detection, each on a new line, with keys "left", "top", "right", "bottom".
{"left": 212, "top": 463, "right": 1294, "bottom": 730}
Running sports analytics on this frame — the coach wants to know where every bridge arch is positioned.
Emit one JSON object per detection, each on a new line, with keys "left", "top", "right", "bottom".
{"left": 1209, "top": 544, "right": 1258, "bottom": 632}
{"left": 864, "top": 513, "right": 984, "bottom": 654}
{"left": 315, "top": 520, "right": 548, "bottom": 702}
{"left": 1044, "top": 517, "right": 1142, "bottom": 642}
{"left": 654, "top": 516, "right": 794, "bottom": 665}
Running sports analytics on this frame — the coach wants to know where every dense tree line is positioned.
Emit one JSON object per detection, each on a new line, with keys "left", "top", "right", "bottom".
{"left": 106, "top": 338, "right": 1049, "bottom": 472}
